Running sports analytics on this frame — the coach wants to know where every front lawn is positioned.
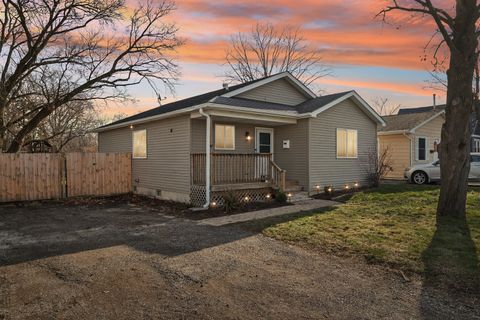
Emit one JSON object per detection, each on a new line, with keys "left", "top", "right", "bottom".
{"left": 251, "top": 184, "right": 480, "bottom": 291}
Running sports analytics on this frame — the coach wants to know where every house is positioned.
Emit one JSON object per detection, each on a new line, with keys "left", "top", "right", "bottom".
{"left": 378, "top": 103, "right": 480, "bottom": 180}
{"left": 96, "top": 72, "right": 385, "bottom": 206}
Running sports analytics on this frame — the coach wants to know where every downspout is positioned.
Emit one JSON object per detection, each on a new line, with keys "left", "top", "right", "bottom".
{"left": 199, "top": 108, "right": 211, "bottom": 209}
{"left": 403, "top": 131, "right": 413, "bottom": 166}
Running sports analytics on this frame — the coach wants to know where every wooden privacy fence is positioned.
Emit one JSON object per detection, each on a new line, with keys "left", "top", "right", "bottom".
{"left": 0, "top": 153, "right": 131, "bottom": 202}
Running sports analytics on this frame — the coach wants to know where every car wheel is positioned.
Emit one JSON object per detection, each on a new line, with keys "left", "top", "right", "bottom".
{"left": 412, "top": 171, "right": 428, "bottom": 185}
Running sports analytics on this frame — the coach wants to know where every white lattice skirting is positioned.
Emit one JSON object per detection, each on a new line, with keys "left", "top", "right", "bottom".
{"left": 190, "top": 186, "right": 273, "bottom": 207}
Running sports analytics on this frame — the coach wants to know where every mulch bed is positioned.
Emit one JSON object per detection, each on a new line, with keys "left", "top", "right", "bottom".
{"left": 1, "top": 193, "right": 291, "bottom": 220}
{"left": 311, "top": 186, "right": 370, "bottom": 203}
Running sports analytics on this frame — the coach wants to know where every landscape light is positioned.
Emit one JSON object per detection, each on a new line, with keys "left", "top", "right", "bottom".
{"left": 266, "top": 194, "right": 271, "bottom": 199}
{"left": 315, "top": 184, "right": 320, "bottom": 190}
{"left": 345, "top": 185, "right": 350, "bottom": 190}
{"left": 354, "top": 182, "right": 359, "bottom": 187}
{"left": 244, "top": 196, "right": 250, "bottom": 202}
{"left": 211, "top": 201, "right": 217, "bottom": 207}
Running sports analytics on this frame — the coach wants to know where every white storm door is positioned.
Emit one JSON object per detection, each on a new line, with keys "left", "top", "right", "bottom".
{"left": 255, "top": 128, "right": 274, "bottom": 179}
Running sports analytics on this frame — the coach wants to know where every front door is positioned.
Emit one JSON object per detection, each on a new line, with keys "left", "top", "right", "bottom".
{"left": 255, "top": 128, "right": 274, "bottom": 180}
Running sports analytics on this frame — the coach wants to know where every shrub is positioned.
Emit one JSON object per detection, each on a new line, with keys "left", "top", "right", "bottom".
{"left": 275, "top": 190, "right": 288, "bottom": 203}
{"left": 223, "top": 191, "right": 240, "bottom": 213}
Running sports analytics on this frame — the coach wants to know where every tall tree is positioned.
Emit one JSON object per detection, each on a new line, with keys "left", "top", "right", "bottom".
{"left": 224, "top": 22, "right": 330, "bottom": 86}
{"left": 371, "top": 97, "right": 401, "bottom": 116}
{"left": 380, "top": 0, "right": 479, "bottom": 219}
{"left": 0, "top": 0, "right": 183, "bottom": 153}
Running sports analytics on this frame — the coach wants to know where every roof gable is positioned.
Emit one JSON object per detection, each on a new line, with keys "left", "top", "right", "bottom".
{"left": 231, "top": 78, "right": 310, "bottom": 106}
{"left": 379, "top": 110, "right": 445, "bottom": 133}
{"left": 306, "top": 91, "right": 386, "bottom": 126}
{"left": 222, "top": 72, "right": 316, "bottom": 102}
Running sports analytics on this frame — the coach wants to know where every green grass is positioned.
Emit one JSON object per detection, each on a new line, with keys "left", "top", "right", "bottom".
{"left": 247, "top": 184, "right": 480, "bottom": 291}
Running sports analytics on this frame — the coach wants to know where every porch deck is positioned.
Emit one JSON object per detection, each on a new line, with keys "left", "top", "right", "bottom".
{"left": 191, "top": 153, "right": 286, "bottom": 192}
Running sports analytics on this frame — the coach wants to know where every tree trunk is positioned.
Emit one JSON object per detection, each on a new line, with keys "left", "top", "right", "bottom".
{"left": 437, "top": 0, "right": 478, "bottom": 219}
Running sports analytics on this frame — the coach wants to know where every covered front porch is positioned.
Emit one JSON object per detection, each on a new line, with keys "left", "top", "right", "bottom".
{"left": 189, "top": 107, "right": 299, "bottom": 206}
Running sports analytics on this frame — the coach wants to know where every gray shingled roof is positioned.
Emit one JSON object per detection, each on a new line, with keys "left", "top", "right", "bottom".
{"left": 211, "top": 96, "right": 297, "bottom": 112}
{"left": 295, "top": 91, "right": 353, "bottom": 113}
{"left": 98, "top": 73, "right": 355, "bottom": 130}
{"left": 99, "top": 77, "right": 270, "bottom": 129}
{"left": 379, "top": 110, "right": 442, "bottom": 132}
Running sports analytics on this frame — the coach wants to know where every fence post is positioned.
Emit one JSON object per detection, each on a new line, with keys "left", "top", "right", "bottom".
{"left": 60, "top": 154, "right": 67, "bottom": 198}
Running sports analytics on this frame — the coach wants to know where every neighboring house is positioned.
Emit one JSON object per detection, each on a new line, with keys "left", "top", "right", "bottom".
{"left": 96, "top": 72, "right": 385, "bottom": 206}
{"left": 378, "top": 104, "right": 480, "bottom": 179}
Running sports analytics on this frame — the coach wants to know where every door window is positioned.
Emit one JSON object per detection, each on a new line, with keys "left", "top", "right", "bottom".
{"left": 258, "top": 132, "right": 271, "bottom": 153}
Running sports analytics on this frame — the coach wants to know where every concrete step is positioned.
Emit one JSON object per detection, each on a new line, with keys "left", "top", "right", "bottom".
{"left": 287, "top": 191, "right": 312, "bottom": 203}
{"left": 284, "top": 185, "right": 303, "bottom": 192}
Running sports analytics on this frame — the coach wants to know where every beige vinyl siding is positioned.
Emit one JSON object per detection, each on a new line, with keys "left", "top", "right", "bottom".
{"left": 191, "top": 119, "right": 255, "bottom": 154}
{"left": 236, "top": 78, "right": 308, "bottom": 106}
{"left": 412, "top": 114, "right": 443, "bottom": 165}
{"left": 98, "top": 115, "right": 191, "bottom": 202}
{"left": 309, "top": 98, "right": 377, "bottom": 190}
{"left": 378, "top": 134, "right": 411, "bottom": 179}
{"left": 274, "top": 120, "right": 309, "bottom": 188}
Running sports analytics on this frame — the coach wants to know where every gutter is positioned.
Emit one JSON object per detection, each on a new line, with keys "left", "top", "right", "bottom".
{"left": 191, "top": 107, "right": 211, "bottom": 210}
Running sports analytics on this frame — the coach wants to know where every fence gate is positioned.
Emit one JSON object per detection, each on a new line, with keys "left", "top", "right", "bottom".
{"left": 66, "top": 153, "right": 131, "bottom": 197}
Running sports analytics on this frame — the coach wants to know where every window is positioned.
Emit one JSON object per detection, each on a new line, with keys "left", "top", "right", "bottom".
{"left": 473, "top": 138, "right": 480, "bottom": 153}
{"left": 336, "top": 128, "right": 357, "bottom": 158}
{"left": 132, "top": 129, "right": 147, "bottom": 158}
{"left": 215, "top": 124, "right": 235, "bottom": 150}
{"left": 417, "top": 137, "right": 427, "bottom": 161}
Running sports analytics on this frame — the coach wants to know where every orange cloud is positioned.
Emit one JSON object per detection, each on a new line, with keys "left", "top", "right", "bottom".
{"left": 320, "top": 77, "right": 443, "bottom": 96}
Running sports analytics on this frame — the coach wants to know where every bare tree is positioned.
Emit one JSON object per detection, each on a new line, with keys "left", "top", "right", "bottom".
{"left": 371, "top": 97, "right": 401, "bottom": 116}
{"left": 0, "top": 0, "right": 183, "bottom": 153}
{"left": 364, "top": 146, "right": 393, "bottom": 187}
{"left": 33, "top": 101, "right": 101, "bottom": 152}
{"left": 224, "top": 22, "right": 330, "bottom": 86}
{"left": 379, "top": 1, "right": 479, "bottom": 219}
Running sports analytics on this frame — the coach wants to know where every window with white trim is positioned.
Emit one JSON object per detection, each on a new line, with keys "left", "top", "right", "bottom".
{"left": 416, "top": 137, "right": 427, "bottom": 161}
{"left": 215, "top": 124, "right": 235, "bottom": 150}
{"left": 336, "top": 128, "right": 357, "bottom": 158}
{"left": 132, "top": 129, "right": 147, "bottom": 159}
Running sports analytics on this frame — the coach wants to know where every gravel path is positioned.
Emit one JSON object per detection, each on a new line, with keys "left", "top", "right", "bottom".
{"left": 0, "top": 203, "right": 478, "bottom": 319}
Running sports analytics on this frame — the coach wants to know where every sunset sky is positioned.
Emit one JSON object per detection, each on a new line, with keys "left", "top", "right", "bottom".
{"left": 111, "top": 0, "right": 450, "bottom": 117}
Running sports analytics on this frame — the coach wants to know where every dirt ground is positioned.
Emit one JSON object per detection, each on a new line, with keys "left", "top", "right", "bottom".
{"left": 0, "top": 200, "right": 479, "bottom": 320}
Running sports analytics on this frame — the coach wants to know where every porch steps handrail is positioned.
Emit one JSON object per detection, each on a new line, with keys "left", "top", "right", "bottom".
{"left": 270, "top": 159, "right": 286, "bottom": 192}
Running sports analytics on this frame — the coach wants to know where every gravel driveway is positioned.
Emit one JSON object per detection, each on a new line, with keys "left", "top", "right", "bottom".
{"left": 0, "top": 201, "right": 478, "bottom": 319}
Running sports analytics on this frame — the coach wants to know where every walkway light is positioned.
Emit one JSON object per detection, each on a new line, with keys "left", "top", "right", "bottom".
{"left": 345, "top": 184, "right": 350, "bottom": 190}
{"left": 354, "top": 182, "right": 359, "bottom": 188}
{"left": 244, "top": 196, "right": 250, "bottom": 202}
{"left": 266, "top": 194, "right": 271, "bottom": 199}
{"left": 211, "top": 201, "right": 217, "bottom": 207}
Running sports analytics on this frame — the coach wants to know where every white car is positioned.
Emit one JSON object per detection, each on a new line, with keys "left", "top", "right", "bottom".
{"left": 404, "top": 154, "right": 480, "bottom": 185}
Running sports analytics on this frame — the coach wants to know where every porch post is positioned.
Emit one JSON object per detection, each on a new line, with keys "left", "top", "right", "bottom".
{"left": 199, "top": 108, "right": 211, "bottom": 206}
